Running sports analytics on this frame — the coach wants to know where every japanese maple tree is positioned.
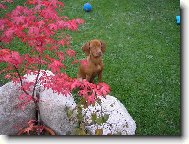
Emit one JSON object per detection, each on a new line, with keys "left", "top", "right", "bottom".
{"left": 0, "top": 0, "right": 110, "bottom": 135}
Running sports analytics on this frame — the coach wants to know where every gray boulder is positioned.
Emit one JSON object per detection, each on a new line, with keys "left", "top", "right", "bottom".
{"left": 38, "top": 90, "right": 136, "bottom": 135}
{"left": 38, "top": 88, "right": 77, "bottom": 135}
{"left": 83, "top": 95, "right": 136, "bottom": 135}
{"left": 0, "top": 70, "right": 136, "bottom": 135}
{"left": 0, "top": 70, "right": 53, "bottom": 135}
{"left": 0, "top": 82, "right": 35, "bottom": 135}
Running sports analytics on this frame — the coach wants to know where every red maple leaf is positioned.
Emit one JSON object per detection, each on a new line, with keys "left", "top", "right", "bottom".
{"left": 28, "top": 26, "right": 40, "bottom": 36}
{"left": 27, "top": 0, "right": 37, "bottom": 5}
{"left": 0, "top": 4, "right": 7, "bottom": 9}
{"left": 37, "top": 20, "right": 45, "bottom": 28}
{"left": 23, "top": 120, "right": 36, "bottom": 134}
{"left": 49, "top": 0, "right": 59, "bottom": 8}
{"left": 18, "top": 93, "right": 33, "bottom": 111}
{"left": 58, "top": 39, "right": 65, "bottom": 46}
{"left": 40, "top": 7, "right": 58, "bottom": 20}
{"left": 12, "top": 16, "right": 26, "bottom": 25}
{"left": 2, "top": 0, "right": 14, "bottom": 3}
{"left": 21, "top": 81, "right": 34, "bottom": 92}
{"left": 74, "top": 18, "right": 85, "bottom": 25}
{"left": 71, "top": 79, "right": 82, "bottom": 90}
{"left": 48, "top": 60, "right": 66, "bottom": 73}
{"left": 1, "top": 28, "right": 15, "bottom": 43}
{"left": 96, "top": 83, "right": 111, "bottom": 96}
{"left": 14, "top": 26, "right": 26, "bottom": 38}
{"left": 48, "top": 23, "right": 58, "bottom": 31}
{"left": 10, "top": 51, "right": 22, "bottom": 68}
{"left": 56, "top": 20, "right": 66, "bottom": 29}
{"left": 56, "top": 51, "right": 65, "bottom": 61}
{"left": 27, "top": 120, "right": 36, "bottom": 127}
{"left": 65, "top": 49, "right": 76, "bottom": 58}
{"left": 11, "top": 6, "right": 24, "bottom": 16}
{"left": 67, "top": 20, "right": 78, "bottom": 31}
{"left": 41, "top": 0, "right": 50, "bottom": 7}
{"left": 57, "top": 1, "right": 64, "bottom": 7}
{"left": 0, "top": 19, "right": 6, "bottom": 30}
{"left": 71, "top": 59, "right": 79, "bottom": 65}
{"left": 18, "top": 93, "right": 33, "bottom": 102}
{"left": 0, "top": 49, "right": 10, "bottom": 57}
{"left": 0, "top": 49, "right": 22, "bottom": 68}
{"left": 4, "top": 74, "right": 11, "bottom": 79}
{"left": 87, "top": 91, "right": 96, "bottom": 105}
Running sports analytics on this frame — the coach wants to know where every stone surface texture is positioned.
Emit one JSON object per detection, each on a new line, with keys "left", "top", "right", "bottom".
{"left": 0, "top": 82, "right": 35, "bottom": 135}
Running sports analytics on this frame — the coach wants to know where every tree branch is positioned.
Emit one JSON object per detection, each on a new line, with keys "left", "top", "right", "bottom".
{"left": 13, "top": 65, "right": 30, "bottom": 96}
{"left": 32, "top": 57, "right": 42, "bottom": 98}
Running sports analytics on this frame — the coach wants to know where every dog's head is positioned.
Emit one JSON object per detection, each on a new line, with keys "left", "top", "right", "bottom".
{"left": 82, "top": 39, "right": 106, "bottom": 58}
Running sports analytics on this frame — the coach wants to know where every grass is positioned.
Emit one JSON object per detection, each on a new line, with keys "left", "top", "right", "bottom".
{"left": 0, "top": 0, "right": 180, "bottom": 135}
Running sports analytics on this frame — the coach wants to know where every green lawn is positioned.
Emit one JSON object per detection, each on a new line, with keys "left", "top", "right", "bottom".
{"left": 0, "top": 0, "right": 180, "bottom": 135}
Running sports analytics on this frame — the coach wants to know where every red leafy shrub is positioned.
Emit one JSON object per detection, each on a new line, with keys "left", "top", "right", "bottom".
{"left": 71, "top": 79, "right": 111, "bottom": 105}
{"left": 0, "top": 0, "right": 110, "bottom": 109}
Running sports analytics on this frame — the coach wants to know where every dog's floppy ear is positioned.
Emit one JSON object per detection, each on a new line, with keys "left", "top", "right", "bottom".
{"left": 82, "top": 42, "right": 90, "bottom": 56}
{"left": 100, "top": 40, "right": 106, "bottom": 53}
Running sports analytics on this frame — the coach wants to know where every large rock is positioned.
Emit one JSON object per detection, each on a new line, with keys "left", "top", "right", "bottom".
{"left": 38, "top": 90, "right": 136, "bottom": 135}
{"left": 0, "top": 70, "right": 136, "bottom": 135}
{"left": 0, "top": 70, "right": 53, "bottom": 135}
{"left": 0, "top": 82, "right": 35, "bottom": 135}
{"left": 83, "top": 95, "right": 136, "bottom": 135}
{"left": 22, "top": 70, "right": 78, "bottom": 134}
{"left": 38, "top": 88, "right": 77, "bottom": 135}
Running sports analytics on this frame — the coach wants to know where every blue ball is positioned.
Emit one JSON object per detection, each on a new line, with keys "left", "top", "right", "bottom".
{"left": 83, "top": 3, "right": 92, "bottom": 12}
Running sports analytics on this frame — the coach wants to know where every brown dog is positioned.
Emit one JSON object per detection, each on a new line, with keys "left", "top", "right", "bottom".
{"left": 77, "top": 39, "right": 106, "bottom": 83}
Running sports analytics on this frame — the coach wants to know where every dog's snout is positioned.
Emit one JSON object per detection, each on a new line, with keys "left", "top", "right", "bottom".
{"left": 97, "top": 51, "right": 102, "bottom": 56}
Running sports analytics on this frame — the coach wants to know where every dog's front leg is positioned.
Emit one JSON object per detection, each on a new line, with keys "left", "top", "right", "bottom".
{"left": 86, "top": 75, "right": 92, "bottom": 82}
{"left": 98, "top": 71, "right": 102, "bottom": 83}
